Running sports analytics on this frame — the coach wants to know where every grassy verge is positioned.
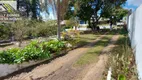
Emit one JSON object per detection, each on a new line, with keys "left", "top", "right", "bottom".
{"left": 69, "top": 34, "right": 101, "bottom": 48}
{"left": 74, "top": 30, "right": 115, "bottom": 47}
{"left": 74, "top": 35, "right": 113, "bottom": 67}
{"left": 77, "top": 34, "right": 100, "bottom": 45}
{"left": 103, "top": 35, "right": 138, "bottom": 80}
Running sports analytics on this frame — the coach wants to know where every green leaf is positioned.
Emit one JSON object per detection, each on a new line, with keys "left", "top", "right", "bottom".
{"left": 118, "top": 75, "right": 126, "bottom": 80}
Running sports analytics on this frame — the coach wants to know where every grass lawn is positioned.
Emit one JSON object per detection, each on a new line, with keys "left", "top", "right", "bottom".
{"left": 75, "top": 30, "right": 115, "bottom": 47}
{"left": 72, "top": 33, "right": 101, "bottom": 48}
{"left": 79, "top": 34, "right": 100, "bottom": 42}
{"left": 98, "top": 24, "right": 110, "bottom": 26}
{"left": 74, "top": 35, "right": 113, "bottom": 67}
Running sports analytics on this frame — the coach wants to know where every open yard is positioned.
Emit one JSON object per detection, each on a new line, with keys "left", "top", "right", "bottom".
{"left": 0, "top": 29, "right": 136, "bottom": 80}
{"left": 0, "top": 0, "right": 140, "bottom": 79}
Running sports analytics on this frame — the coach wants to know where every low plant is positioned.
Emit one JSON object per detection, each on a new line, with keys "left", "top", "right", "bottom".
{"left": 0, "top": 40, "right": 66, "bottom": 64}
{"left": 61, "top": 31, "right": 73, "bottom": 41}
{"left": 46, "top": 40, "right": 66, "bottom": 54}
{"left": 103, "top": 35, "right": 138, "bottom": 80}
{"left": 61, "top": 30, "right": 81, "bottom": 47}
{"left": 21, "top": 40, "right": 51, "bottom": 61}
{"left": 61, "top": 30, "right": 80, "bottom": 40}
{"left": 0, "top": 48, "right": 21, "bottom": 64}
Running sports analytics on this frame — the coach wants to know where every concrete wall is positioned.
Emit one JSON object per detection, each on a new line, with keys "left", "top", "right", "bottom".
{"left": 0, "top": 60, "right": 48, "bottom": 77}
{"left": 128, "top": 4, "right": 142, "bottom": 79}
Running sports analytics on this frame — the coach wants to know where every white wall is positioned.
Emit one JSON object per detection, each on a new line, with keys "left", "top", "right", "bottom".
{"left": 128, "top": 4, "right": 142, "bottom": 79}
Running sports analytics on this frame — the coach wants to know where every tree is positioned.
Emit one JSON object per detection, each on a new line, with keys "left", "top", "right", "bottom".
{"left": 65, "top": 0, "right": 102, "bottom": 31}
{"left": 60, "top": 0, "right": 70, "bottom": 20}
{"left": 31, "top": 0, "right": 38, "bottom": 19}
{"left": 48, "top": 0, "right": 69, "bottom": 40}
{"left": 11, "top": 19, "right": 29, "bottom": 47}
{"left": 57, "top": 0, "right": 61, "bottom": 40}
{"left": 65, "top": 0, "right": 127, "bottom": 31}
{"left": 17, "top": 0, "right": 49, "bottom": 20}
{"left": 115, "top": 7, "right": 128, "bottom": 21}
{"left": 76, "top": 1, "right": 93, "bottom": 28}
{"left": 102, "top": 5, "right": 128, "bottom": 22}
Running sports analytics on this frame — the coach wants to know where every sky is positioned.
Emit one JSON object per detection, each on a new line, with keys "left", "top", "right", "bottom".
{"left": 40, "top": 7, "right": 55, "bottom": 21}
{"left": 123, "top": 0, "right": 142, "bottom": 11}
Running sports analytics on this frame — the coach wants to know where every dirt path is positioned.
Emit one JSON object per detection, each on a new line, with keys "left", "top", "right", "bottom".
{"left": 80, "top": 35, "right": 119, "bottom": 80}
{"left": 42, "top": 35, "right": 119, "bottom": 80}
{"left": 5, "top": 35, "right": 106, "bottom": 80}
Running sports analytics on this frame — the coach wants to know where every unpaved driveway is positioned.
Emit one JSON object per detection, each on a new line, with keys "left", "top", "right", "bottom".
{"left": 5, "top": 35, "right": 106, "bottom": 80}
{"left": 80, "top": 35, "right": 119, "bottom": 80}
{"left": 41, "top": 35, "right": 119, "bottom": 80}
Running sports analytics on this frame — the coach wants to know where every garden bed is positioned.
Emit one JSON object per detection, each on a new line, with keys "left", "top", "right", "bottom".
{"left": 0, "top": 40, "right": 89, "bottom": 79}
{"left": 0, "top": 41, "right": 90, "bottom": 79}
{"left": 0, "top": 40, "right": 68, "bottom": 78}
{"left": 0, "top": 32, "right": 102, "bottom": 79}
{"left": 0, "top": 49, "right": 67, "bottom": 78}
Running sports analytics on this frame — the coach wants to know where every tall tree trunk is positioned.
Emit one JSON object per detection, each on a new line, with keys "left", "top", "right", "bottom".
{"left": 92, "top": 17, "right": 96, "bottom": 32}
{"left": 32, "top": 0, "right": 37, "bottom": 19}
{"left": 26, "top": 0, "right": 30, "bottom": 17}
{"left": 18, "top": 35, "right": 23, "bottom": 47}
{"left": 18, "top": 39, "right": 22, "bottom": 47}
{"left": 88, "top": 19, "right": 91, "bottom": 28}
{"left": 17, "top": 0, "right": 19, "bottom": 10}
{"left": 57, "top": 0, "right": 61, "bottom": 40}
{"left": 109, "top": 18, "right": 113, "bottom": 31}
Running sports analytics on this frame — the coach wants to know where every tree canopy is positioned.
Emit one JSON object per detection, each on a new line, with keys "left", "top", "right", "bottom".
{"left": 65, "top": 0, "right": 127, "bottom": 31}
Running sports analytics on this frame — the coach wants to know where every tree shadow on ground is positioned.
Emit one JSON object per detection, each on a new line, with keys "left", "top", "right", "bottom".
{"left": 83, "top": 36, "right": 111, "bottom": 48}
{"left": 84, "top": 28, "right": 128, "bottom": 36}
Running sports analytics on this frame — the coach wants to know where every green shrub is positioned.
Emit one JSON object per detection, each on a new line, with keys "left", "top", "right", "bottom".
{"left": 46, "top": 40, "right": 66, "bottom": 54}
{"left": 11, "top": 19, "right": 30, "bottom": 47}
{"left": 35, "top": 21, "right": 57, "bottom": 37}
{"left": 22, "top": 40, "right": 51, "bottom": 61}
{"left": 0, "top": 40, "right": 66, "bottom": 64}
{"left": 0, "top": 20, "right": 57, "bottom": 41}
{"left": 0, "top": 24, "right": 11, "bottom": 40}
{"left": 10, "top": 48, "right": 25, "bottom": 64}
{"left": 0, "top": 48, "right": 20, "bottom": 64}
